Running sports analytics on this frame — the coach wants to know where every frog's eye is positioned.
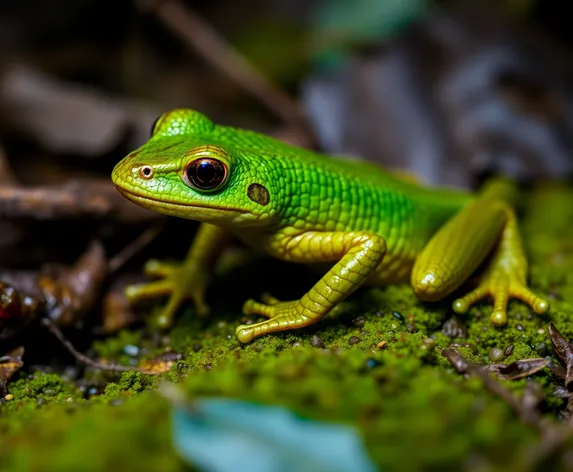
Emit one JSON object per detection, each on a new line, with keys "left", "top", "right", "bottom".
{"left": 184, "top": 158, "right": 228, "bottom": 191}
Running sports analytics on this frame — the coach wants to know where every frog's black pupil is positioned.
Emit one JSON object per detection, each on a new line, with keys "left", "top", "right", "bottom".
{"left": 196, "top": 161, "right": 217, "bottom": 184}
{"left": 186, "top": 158, "right": 226, "bottom": 190}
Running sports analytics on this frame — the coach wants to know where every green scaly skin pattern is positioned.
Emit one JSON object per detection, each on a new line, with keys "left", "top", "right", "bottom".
{"left": 111, "top": 109, "right": 549, "bottom": 343}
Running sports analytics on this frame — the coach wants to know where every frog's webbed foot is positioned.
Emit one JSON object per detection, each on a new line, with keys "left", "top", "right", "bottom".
{"left": 125, "top": 258, "right": 209, "bottom": 328}
{"left": 452, "top": 272, "right": 548, "bottom": 326}
{"left": 237, "top": 294, "right": 315, "bottom": 343}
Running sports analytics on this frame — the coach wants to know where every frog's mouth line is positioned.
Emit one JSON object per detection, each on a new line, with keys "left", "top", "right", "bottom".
{"left": 115, "top": 186, "right": 249, "bottom": 214}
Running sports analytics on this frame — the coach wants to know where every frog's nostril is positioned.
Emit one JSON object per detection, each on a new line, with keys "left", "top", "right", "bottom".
{"left": 140, "top": 165, "right": 154, "bottom": 179}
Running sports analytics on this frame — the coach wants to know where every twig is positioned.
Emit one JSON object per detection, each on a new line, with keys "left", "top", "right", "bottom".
{"left": 443, "top": 348, "right": 572, "bottom": 470}
{"left": 108, "top": 222, "right": 165, "bottom": 273}
{"left": 0, "top": 179, "right": 161, "bottom": 222}
{"left": 137, "top": 0, "right": 313, "bottom": 142}
{"left": 40, "top": 318, "right": 160, "bottom": 375}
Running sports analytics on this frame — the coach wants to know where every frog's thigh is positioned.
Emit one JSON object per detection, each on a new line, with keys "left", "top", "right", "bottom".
{"left": 411, "top": 199, "right": 507, "bottom": 300}
{"left": 236, "top": 231, "right": 387, "bottom": 343}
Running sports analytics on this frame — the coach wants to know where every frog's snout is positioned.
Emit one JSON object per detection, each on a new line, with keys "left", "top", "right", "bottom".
{"left": 112, "top": 154, "right": 152, "bottom": 189}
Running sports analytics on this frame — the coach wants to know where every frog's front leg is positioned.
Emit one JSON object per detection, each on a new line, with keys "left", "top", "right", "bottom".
{"left": 235, "top": 231, "right": 386, "bottom": 343}
{"left": 124, "top": 223, "right": 231, "bottom": 328}
{"left": 411, "top": 192, "right": 549, "bottom": 326}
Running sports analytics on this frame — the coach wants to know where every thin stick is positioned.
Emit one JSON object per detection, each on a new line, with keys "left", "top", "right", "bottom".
{"left": 137, "top": 0, "right": 312, "bottom": 140}
{"left": 40, "top": 318, "right": 158, "bottom": 375}
{"left": 108, "top": 223, "right": 165, "bottom": 273}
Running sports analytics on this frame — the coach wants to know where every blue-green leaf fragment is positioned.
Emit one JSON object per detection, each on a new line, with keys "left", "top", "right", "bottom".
{"left": 171, "top": 397, "right": 377, "bottom": 472}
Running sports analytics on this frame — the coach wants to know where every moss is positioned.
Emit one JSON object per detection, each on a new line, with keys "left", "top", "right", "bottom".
{"left": 1, "top": 184, "right": 573, "bottom": 471}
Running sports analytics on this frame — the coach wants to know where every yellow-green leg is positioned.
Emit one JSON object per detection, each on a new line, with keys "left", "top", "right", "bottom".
{"left": 124, "top": 223, "right": 231, "bottom": 327}
{"left": 411, "top": 188, "right": 548, "bottom": 325}
{"left": 236, "top": 231, "right": 387, "bottom": 343}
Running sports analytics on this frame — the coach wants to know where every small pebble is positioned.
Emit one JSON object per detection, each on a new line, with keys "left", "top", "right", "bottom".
{"left": 442, "top": 315, "right": 468, "bottom": 339}
{"left": 516, "top": 324, "right": 524, "bottom": 332}
{"left": 109, "top": 398, "right": 124, "bottom": 406}
{"left": 353, "top": 316, "right": 366, "bottom": 328}
{"left": 123, "top": 345, "right": 140, "bottom": 357}
{"left": 515, "top": 313, "right": 523, "bottom": 320}
{"left": 348, "top": 336, "right": 361, "bottom": 346}
{"left": 488, "top": 347, "right": 504, "bottom": 362}
{"left": 376, "top": 340, "right": 388, "bottom": 349}
{"left": 392, "top": 311, "right": 404, "bottom": 321}
{"left": 204, "top": 363, "right": 213, "bottom": 370}
{"left": 504, "top": 345, "right": 514, "bottom": 357}
{"left": 37, "top": 397, "right": 47, "bottom": 406}
{"left": 311, "top": 335, "right": 325, "bottom": 348}
{"left": 406, "top": 322, "right": 416, "bottom": 333}
{"left": 536, "top": 343, "right": 548, "bottom": 356}
{"left": 88, "top": 387, "right": 98, "bottom": 397}
{"left": 226, "top": 335, "right": 232, "bottom": 340}
{"left": 4, "top": 394, "right": 13, "bottom": 401}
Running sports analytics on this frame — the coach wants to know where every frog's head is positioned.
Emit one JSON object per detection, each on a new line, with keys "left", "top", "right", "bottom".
{"left": 111, "top": 109, "right": 281, "bottom": 227}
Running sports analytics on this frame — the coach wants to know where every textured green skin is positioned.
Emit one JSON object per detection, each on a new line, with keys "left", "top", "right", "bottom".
{"left": 111, "top": 109, "right": 548, "bottom": 342}
{"left": 113, "top": 109, "right": 471, "bottom": 272}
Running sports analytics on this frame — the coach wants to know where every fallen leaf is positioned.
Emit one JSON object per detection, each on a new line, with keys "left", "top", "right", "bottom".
{"left": 486, "top": 358, "right": 550, "bottom": 380}
{"left": 548, "top": 322, "right": 573, "bottom": 388}
{"left": 163, "top": 386, "right": 377, "bottom": 472}
{"left": 138, "top": 351, "right": 182, "bottom": 374}
{"left": 0, "top": 346, "right": 24, "bottom": 395}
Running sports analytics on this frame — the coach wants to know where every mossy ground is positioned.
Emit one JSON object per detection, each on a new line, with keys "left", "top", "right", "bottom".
{"left": 1, "top": 183, "right": 573, "bottom": 472}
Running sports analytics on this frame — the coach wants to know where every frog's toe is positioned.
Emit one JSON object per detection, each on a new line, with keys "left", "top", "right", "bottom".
{"left": 260, "top": 292, "right": 281, "bottom": 305}
{"left": 452, "top": 286, "right": 489, "bottom": 314}
{"left": 143, "top": 259, "right": 179, "bottom": 278}
{"left": 125, "top": 279, "right": 173, "bottom": 302}
{"left": 235, "top": 307, "right": 314, "bottom": 343}
{"left": 190, "top": 290, "right": 210, "bottom": 317}
{"left": 512, "top": 286, "right": 549, "bottom": 314}
{"left": 242, "top": 298, "right": 275, "bottom": 318}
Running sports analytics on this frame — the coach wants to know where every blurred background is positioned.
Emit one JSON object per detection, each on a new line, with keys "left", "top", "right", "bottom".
{"left": 2, "top": 2, "right": 573, "bottom": 471}
{"left": 2, "top": 0, "right": 573, "bottom": 189}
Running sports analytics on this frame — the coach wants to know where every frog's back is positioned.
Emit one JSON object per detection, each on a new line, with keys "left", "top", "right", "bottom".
{"left": 153, "top": 109, "right": 472, "bottom": 265}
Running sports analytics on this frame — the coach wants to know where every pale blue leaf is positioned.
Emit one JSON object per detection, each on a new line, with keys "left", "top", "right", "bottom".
{"left": 170, "top": 397, "right": 377, "bottom": 472}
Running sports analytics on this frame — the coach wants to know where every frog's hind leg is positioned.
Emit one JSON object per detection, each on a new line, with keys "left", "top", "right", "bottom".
{"left": 411, "top": 181, "right": 548, "bottom": 326}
